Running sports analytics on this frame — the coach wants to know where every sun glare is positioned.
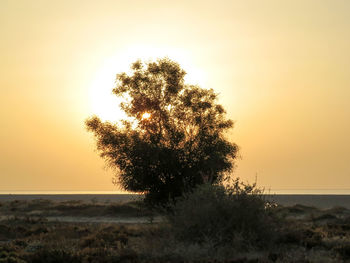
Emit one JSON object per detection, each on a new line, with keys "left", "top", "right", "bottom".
{"left": 89, "top": 45, "right": 207, "bottom": 122}
{"left": 142, "top": 112, "right": 151, "bottom": 120}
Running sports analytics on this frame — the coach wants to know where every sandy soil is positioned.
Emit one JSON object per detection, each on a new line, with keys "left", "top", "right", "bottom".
{"left": 45, "top": 216, "right": 163, "bottom": 223}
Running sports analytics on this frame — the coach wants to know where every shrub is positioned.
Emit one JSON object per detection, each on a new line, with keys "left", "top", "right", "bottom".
{"left": 166, "top": 179, "right": 278, "bottom": 250}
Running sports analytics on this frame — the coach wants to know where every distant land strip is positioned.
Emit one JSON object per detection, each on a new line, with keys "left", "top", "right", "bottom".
{"left": 0, "top": 193, "right": 350, "bottom": 209}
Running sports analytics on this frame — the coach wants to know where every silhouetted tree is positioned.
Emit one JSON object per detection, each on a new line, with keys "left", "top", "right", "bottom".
{"left": 86, "top": 58, "right": 238, "bottom": 204}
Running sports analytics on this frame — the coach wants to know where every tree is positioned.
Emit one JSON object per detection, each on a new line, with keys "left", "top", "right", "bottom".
{"left": 85, "top": 58, "right": 238, "bottom": 204}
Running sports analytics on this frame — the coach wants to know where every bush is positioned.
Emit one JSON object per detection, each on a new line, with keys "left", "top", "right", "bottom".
{"left": 166, "top": 179, "right": 278, "bottom": 250}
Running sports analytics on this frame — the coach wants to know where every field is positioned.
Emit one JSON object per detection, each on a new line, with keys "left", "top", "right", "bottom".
{"left": 0, "top": 198, "right": 349, "bottom": 262}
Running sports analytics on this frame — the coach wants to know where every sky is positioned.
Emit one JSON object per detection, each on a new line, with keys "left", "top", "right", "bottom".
{"left": 1, "top": 0, "right": 349, "bottom": 193}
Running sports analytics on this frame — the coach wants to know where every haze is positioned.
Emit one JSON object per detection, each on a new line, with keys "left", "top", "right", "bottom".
{"left": 1, "top": 0, "right": 349, "bottom": 193}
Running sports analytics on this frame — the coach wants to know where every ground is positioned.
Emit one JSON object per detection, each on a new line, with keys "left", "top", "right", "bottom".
{"left": 0, "top": 198, "right": 349, "bottom": 262}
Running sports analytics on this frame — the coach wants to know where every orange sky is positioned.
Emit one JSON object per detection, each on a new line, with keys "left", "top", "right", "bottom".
{"left": 1, "top": 0, "right": 349, "bottom": 193}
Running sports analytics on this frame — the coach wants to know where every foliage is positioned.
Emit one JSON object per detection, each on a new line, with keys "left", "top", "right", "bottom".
{"left": 166, "top": 179, "right": 278, "bottom": 250}
{"left": 86, "top": 58, "right": 238, "bottom": 204}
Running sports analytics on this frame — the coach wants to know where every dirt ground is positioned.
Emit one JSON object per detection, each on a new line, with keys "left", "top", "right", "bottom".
{"left": 0, "top": 198, "right": 349, "bottom": 262}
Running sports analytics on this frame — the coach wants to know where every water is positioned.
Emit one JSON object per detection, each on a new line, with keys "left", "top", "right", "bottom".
{"left": 0, "top": 192, "right": 349, "bottom": 209}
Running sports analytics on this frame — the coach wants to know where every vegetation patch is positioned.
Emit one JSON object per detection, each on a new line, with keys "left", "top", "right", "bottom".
{"left": 166, "top": 180, "right": 279, "bottom": 250}
{"left": 0, "top": 191, "right": 349, "bottom": 262}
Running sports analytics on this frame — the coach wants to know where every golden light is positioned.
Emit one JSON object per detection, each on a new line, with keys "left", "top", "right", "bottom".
{"left": 142, "top": 112, "right": 151, "bottom": 120}
{"left": 88, "top": 45, "right": 207, "bottom": 122}
{"left": 88, "top": 60, "right": 127, "bottom": 122}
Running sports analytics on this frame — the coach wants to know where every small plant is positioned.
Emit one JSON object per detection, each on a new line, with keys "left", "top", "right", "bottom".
{"left": 166, "top": 179, "right": 279, "bottom": 250}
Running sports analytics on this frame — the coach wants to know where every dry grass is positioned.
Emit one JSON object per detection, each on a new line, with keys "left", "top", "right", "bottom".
{"left": 0, "top": 199, "right": 349, "bottom": 262}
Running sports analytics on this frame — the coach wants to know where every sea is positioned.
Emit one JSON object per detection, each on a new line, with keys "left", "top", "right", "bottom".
{"left": 0, "top": 190, "right": 349, "bottom": 209}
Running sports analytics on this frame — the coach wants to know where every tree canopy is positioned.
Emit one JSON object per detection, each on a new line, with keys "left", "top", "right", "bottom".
{"left": 86, "top": 58, "right": 238, "bottom": 204}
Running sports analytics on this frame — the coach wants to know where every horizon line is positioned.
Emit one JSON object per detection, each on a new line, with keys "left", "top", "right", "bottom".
{"left": 1, "top": 189, "right": 350, "bottom": 195}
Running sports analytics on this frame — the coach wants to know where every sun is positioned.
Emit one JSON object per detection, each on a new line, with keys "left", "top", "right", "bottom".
{"left": 88, "top": 45, "right": 207, "bottom": 122}
{"left": 141, "top": 112, "right": 151, "bottom": 120}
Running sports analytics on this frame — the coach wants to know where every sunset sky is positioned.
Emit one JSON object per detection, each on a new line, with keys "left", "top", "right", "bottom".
{"left": 1, "top": 0, "right": 349, "bottom": 193}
